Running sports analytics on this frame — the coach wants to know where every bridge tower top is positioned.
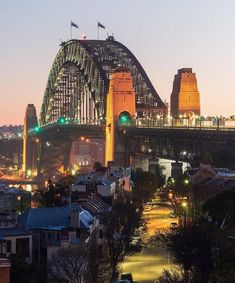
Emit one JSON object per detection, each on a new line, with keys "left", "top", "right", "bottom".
{"left": 170, "top": 68, "right": 200, "bottom": 117}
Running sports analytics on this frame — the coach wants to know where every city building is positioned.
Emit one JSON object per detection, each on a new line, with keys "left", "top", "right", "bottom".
{"left": 18, "top": 205, "right": 100, "bottom": 262}
{"left": 189, "top": 164, "right": 235, "bottom": 204}
{"left": 0, "top": 227, "right": 33, "bottom": 263}
{"left": 71, "top": 167, "right": 133, "bottom": 204}
{"left": 0, "top": 186, "right": 31, "bottom": 213}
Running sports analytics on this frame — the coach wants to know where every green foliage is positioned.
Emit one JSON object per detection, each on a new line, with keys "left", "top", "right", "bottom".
{"left": 203, "top": 188, "right": 235, "bottom": 226}
{"left": 93, "top": 161, "right": 103, "bottom": 171}
{"left": 154, "top": 164, "right": 166, "bottom": 188}
{"left": 210, "top": 240, "right": 235, "bottom": 283}
{"left": 33, "top": 175, "right": 74, "bottom": 207}
{"left": 153, "top": 223, "right": 215, "bottom": 283}
{"left": 132, "top": 169, "right": 157, "bottom": 207}
{"left": 10, "top": 255, "right": 42, "bottom": 283}
{"left": 158, "top": 267, "right": 185, "bottom": 283}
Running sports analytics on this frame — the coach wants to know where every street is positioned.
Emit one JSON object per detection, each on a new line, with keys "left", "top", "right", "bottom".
{"left": 120, "top": 205, "right": 177, "bottom": 283}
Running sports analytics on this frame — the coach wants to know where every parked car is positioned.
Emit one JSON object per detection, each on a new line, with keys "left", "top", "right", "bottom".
{"left": 144, "top": 205, "right": 152, "bottom": 211}
{"left": 169, "top": 212, "right": 177, "bottom": 218}
{"left": 170, "top": 222, "right": 178, "bottom": 229}
{"left": 120, "top": 273, "right": 133, "bottom": 283}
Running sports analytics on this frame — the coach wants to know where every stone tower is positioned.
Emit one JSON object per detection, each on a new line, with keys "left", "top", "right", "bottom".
{"left": 170, "top": 68, "right": 200, "bottom": 117}
{"left": 23, "top": 104, "right": 38, "bottom": 177}
{"left": 105, "top": 67, "right": 136, "bottom": 166}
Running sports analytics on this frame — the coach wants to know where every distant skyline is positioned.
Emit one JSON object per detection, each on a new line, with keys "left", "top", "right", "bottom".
{"left": 1, "top": 0, "right": 235, "bottom": 125}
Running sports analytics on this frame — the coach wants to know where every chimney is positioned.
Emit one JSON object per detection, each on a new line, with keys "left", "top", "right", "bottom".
{"left": 70, "top": 207, "right": 80, "bottom": 228}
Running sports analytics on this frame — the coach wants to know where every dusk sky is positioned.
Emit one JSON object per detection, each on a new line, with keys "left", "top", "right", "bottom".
{"left": 1, "top": 0, "right": 235, "bottom": 125}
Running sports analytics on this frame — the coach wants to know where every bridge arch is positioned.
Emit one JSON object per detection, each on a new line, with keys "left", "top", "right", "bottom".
{"left": 39, "top": 38, "right": 166, "bottom": 126}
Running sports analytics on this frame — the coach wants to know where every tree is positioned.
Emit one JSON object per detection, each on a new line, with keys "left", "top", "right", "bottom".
{"left": 49, "top": 245, "right": 88, "bottom": 283}
{"left": 10, "top": 255, "right": 43, "bottom": 283}
{"left": 154, "top": 164, "right": 166, "bottom": 188}
{"left": 132, "top": 169, "right": 157, "bottom": 207}
{"left": 203, "top": 187, "right": 235, "bottom": 227}
{"left": 33, "top": 175, "right": 74, "bottom": 207}
{"left": 48, "top": 239, "right": 104, "bottom": 283}
{"left": 93, "top": 161, "right": 103, "bottom": 171}
{"left": 153, "top": 223, "right": 215, "bottom": 283}
{"left": 158, "top": 267, "right": 185, "bottom": 283}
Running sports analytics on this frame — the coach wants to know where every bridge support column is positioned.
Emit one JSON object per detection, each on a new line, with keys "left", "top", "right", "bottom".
{"left": 23, "top": 104, "right": 38, "bottom": 177}
{"left": 149, "top": 157, "right": 159, "bottom": 174}
{"left": 63, "top": 142, "right": 72, "bottom": 172}
{"left": 171, "top": 162, "right": 183, "bottom": 179}
{"left": 105, "top": 67, "right": 136, "bottom": 167}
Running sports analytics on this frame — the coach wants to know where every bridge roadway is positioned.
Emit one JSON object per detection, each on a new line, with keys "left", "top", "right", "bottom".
{"left": 3, "top": 120, "right": 235, "bottom": 175}
{"left": 122, "top": 125, "right": 235, "bottom": 142}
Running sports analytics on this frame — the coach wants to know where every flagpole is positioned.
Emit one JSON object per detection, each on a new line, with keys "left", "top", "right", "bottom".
{"left": 97, "top": 26, "right": 99, "bottom": 40}
{"left": 70, "top": 24, "right": 72, "bottom": 40}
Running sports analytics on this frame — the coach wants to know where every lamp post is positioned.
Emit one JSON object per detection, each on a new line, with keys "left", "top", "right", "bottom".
{"left": 181, "top": 200, "right": 188, "bottom": 227}
{"left": 17, "top": 195, "right": 23, "bottom": 214}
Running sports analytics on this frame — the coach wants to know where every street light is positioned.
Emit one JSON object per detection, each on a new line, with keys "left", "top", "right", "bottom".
{"left": 181, "top": 200, "right": 188, "bottom": 227}
{"left": 17, "top": 196, "right": 23, "bottom": 214}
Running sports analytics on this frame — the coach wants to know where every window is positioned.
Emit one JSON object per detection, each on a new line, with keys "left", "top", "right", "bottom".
{"left": 16, "top": 238, "right": 29, "bottom": 258}
{"left": 99, "top": 230, "right": 103, "bottom": 238}
{"left": 6, "top": 240, "right": 11, "bottom": 253}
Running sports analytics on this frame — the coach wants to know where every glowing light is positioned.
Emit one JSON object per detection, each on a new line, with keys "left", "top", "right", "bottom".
{"left": 58, "top": 117, "right": 66, "bottom": 124}
{"left": 181, "top": 201, "right": 188, "bottom": 208}
{"left": 119, "top": 112, "right": 131, "bottom": 125}
{"left": 34, "top": 126, "right": 41, "bottom": 133}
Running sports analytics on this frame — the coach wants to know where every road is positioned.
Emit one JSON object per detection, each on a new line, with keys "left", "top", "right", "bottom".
{"left": 120, "top": 205, "right": 177, "bottom": 283}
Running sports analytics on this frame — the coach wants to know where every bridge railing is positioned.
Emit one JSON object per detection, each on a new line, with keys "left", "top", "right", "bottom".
{"left": 28, "top": 118, "right": 104, "bottom": 134}
{"left": 134, "top": 117, "right": 235, "bottom": 131}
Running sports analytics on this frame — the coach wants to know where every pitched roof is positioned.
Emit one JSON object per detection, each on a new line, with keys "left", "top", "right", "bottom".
{"left": 0, "top": 227, "right": 31, "bottom": 237}
{"left": 80, "top": 194, "right": 110, "bottom": 214}
{"left": 19, "top": 205, "right": 94, "bottom": 230}
{"left": 19, "top": 206, "right": 71, "bottom": 230}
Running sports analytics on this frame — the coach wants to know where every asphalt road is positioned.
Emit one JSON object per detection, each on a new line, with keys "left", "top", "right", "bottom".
{"left": 120, "top": 205, "right": 177, "bottom": 283}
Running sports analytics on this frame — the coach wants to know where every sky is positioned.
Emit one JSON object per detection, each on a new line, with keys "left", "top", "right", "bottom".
{"left": 1, "top": 0, "right": 235, "bottom": 125}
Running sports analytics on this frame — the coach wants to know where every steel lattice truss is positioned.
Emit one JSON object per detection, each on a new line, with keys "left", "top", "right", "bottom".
{"left": 40, "top": 37, "right": 166, "bottom": 126}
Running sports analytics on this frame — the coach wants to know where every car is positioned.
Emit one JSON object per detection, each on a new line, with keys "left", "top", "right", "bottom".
{"left": 169, "top": 212, "right": 177, "bottom": 218}
{"left": 120, "top": 273, "right": 133, "bottom": 283}
{"left": 144, "top": 205, "right": 152, "bottom": 211}
{"left": 170, "top": 222, "right": 178, "bottom": 229}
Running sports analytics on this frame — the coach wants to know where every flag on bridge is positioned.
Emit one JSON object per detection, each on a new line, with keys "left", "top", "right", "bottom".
{"left": 98, "top": 21, "right": 105, "bottom": 29}
{"left": 71, "top": 21, "right": 79, "bottom": 29}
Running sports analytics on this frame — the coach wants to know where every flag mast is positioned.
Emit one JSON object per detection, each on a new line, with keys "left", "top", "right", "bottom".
{"left": 97, "top": 21, "right": 105, "bottom": 40}
{"left": 70, "top": 21, "right": 79, "bottom": 40}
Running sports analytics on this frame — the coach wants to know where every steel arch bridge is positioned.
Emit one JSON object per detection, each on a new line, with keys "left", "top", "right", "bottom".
{"left": 39, "top": 37, "right": 166, "bottom": 126}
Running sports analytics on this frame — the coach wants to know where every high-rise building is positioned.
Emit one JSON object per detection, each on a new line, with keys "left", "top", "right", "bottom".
{"left": 170, "top": 68, "right": 200, "bottom": 117}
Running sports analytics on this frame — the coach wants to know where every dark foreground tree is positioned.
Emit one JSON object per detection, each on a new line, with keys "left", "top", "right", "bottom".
{"left": 33, "top": 175, "right": 74, "bottom": 207}
{"left": 153, "top": 223, "right": 215, "bottom": 283}
{"left": 10, "top": 255, "right": 42, "bottom": 283}
{"left": 132, "top": 168, "right": 157, "bottom": 207}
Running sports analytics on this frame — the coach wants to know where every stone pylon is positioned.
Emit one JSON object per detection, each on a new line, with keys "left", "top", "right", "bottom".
{"left": 105, "top": 67, "right": 136, "bottom": 166}
{"left": 23, "top": 104, "right": 38, "bottom": 177}
{"left": 170, "top": 68, "right": 200, "bottom": 117}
